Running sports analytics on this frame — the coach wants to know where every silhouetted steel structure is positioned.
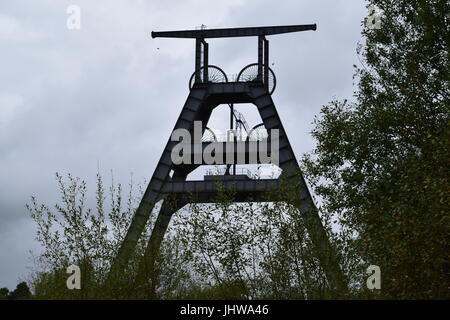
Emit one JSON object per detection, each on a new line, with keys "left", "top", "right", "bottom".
{"left": 109, "top": 24, "right": 348, "bottom": 296}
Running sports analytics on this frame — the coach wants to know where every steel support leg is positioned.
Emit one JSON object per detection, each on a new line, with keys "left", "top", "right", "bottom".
{"left": 258, "top": 36, "right": 264, "bottom": 81}
{"left": 264, "top": 38, "right": 269, "bottom": 91}
{"left": 195, "top": 37, "right": 202, "bottom": 82}
{"left": 202, "top": 40, "right": 209, "bottom": 82}
{"left": 133, "top": 196, "right": 186, "bottom": 298}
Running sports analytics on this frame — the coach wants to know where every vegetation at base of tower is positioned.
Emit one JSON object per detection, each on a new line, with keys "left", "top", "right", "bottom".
{"left": 15, "top": 0, "right": 448, "bottom": 300}
{"left": 301, "top": 0, "right": 449, "bottom": 299}
{"left": 26, "top": 171, "right": 353, "bottom": 299}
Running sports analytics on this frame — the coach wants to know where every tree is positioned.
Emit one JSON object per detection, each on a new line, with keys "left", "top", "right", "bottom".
{"left": 302, "top": 0, "right": 449, "bottom": 299}
{"left": 9, "top": 282, "right": 31, "bottom": 300}
{"left": 0, "top": 288, "right": 9, "bottom": 300}
{"left": 27, "top": 172, "right": 150, "bottom": 299}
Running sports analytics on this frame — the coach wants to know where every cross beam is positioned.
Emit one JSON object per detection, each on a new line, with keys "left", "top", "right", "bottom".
{"left": 151, "top": 24, "right": 317, "bottom": 39}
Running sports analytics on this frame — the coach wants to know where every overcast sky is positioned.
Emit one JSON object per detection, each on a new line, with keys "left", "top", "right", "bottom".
{"left": 0, "top": 0, "right": 367, "bottom": 290}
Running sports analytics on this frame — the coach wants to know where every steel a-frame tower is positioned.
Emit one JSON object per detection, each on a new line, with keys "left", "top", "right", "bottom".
{"left": 109, "top": 24, "right": 348, "bottom": 296}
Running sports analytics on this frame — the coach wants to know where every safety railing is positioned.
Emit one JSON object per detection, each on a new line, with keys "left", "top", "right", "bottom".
{"left": 204, "top": 167, "right": 257, "bottom": 179}
{"left": 201, "top": 128, "right": 268, "bottom": 142}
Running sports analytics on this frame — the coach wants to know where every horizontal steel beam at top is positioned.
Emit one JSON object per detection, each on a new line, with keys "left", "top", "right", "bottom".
{"left": 151, "top": 24, "right": 317, "bottom": 39}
